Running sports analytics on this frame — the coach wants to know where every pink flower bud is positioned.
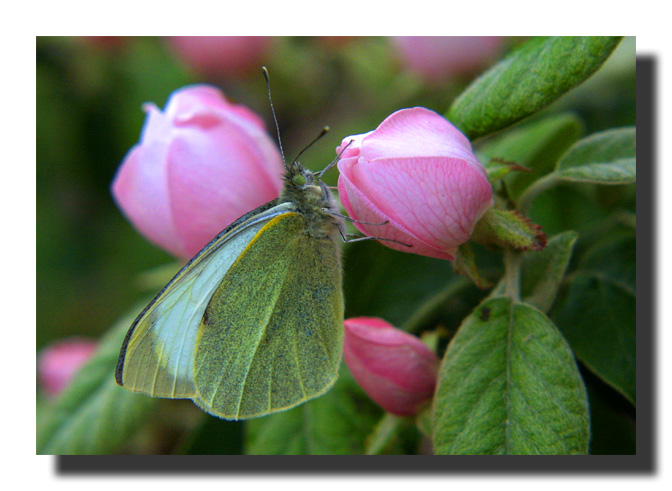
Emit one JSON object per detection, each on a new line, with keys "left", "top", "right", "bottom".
{"left": 38, "top": 338, "right": 98, "bottom": 397}
{"left": 343, "top": 317, "right": 439, "bottom": 417}
{"left": 336, "top": 107, "right": 493, "bottom": 260}
{"left": 168, "top": 36, "right": 273, "bottom": 78}
{"left": 112, "top": 85, "right": 284, "bottom": 259}
{"left": 392, "top": 36, "right": 504, "bottom": 82}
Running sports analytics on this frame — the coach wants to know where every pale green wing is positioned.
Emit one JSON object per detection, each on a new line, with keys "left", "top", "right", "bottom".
{"left": 193, "top": 212, "right": 344, "bottom": 420}
{"left": 116, "top": 202, "right": 295, "bottom": 399}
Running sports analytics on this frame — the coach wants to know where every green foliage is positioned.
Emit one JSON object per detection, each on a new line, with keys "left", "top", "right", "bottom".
{"left": 245, "top": 366, "right": 386, "bottom": 454}
{"left": 555, "top": 127, "right": 636, "bottom": 184}
{"left": 448, "top": 36, "right": 623, "bottom": 139}
{"left": 479, "top": 112, "right": 584, "bottom": 200}
{"left": 37, "top": 36, "right": 635, "bottom": 455}
{"left": 433, "top": 297, "right": 589, "bottom": 455}
{"left": 552, "top": 230, "right": 636, "bottom": 404}
{"left": 38, "top": 305, "right": 157, "bottom": 454}
{"left": 520, "top": 231, "right": 578, "bottom": 313}
{"left": 518, "top": 127, "right": 636, "bottom": 213}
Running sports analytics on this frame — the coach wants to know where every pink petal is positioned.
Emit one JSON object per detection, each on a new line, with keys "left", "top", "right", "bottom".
{"left": 338, "top": 170, "right": 457, "bottom": 260}
{"left": 392, "top": 36, "right": 503, "bottom": 80}
{"left": 168, "top": 36, "right": 272, "bottom": 78}
{"left": 351, "top": 157, "right": 493, "bottom": 251}
{"left": 167, "top": 85, "right": 267, "bottom": 132}
{"left": 112, "top": 143, "right": 186, "bottom": 258}
{"left": 359, "top": 108, "right": 480, "bottom": 173}
{"left": 167, "top": 120, "right": 283, "bottom": 257}
{"left": 336, "top": 131, "right": 369, "bottom": 159}
{"left": 38, "top": 339, "right": 98, "bottom": 397}
{"left": 343, "top": 317, "right": 439, "bottom": 416}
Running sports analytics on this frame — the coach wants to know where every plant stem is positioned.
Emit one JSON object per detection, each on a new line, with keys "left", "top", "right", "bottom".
{"left": 504, "top": 249, "right": 522, "bottom": 301}
{"left": 365, "top": 413, "right": 404, "bottom": 455}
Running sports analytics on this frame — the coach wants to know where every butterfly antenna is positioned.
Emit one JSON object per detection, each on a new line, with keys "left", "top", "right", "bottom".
{"left": 317, "top": 138, "right": 354, "bottom": 179}
{"left": 262, "top": 66, "right": 286, "bottom": 165}
{"left": 293, "top": 126, "right": 330, "bottom": 164}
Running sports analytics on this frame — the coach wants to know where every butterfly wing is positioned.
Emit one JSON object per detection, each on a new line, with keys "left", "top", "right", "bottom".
{"left": 193, "top": 212, "right": 344, "bottom": 420}
{"left": 116, "top": 202, "right": 294, "bottom": 399}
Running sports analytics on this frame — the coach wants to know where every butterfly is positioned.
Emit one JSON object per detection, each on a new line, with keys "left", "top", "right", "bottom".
{"left": 116, "top": 70, "right": 350, "bottom": 420}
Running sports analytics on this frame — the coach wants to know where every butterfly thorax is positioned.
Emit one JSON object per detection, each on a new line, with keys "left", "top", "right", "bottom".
{"left": 279, "top": 161, "right": 342, "bottom": 240}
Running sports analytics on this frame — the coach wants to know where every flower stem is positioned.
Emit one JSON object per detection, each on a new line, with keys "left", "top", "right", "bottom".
{"left": 365, "top": 413, "right": 404, "bottom": 455}
{"left": 504, "top": 249, "right": 522, "bottom": 301}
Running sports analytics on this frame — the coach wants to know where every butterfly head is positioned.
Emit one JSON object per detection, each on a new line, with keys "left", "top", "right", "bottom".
{"left": 280, "top": 159, "right": 341, "bottom": 239}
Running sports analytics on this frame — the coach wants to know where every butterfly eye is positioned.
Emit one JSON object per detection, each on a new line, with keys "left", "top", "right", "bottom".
{"left": 292, "top": 173, "right": 307, "bottom": 187}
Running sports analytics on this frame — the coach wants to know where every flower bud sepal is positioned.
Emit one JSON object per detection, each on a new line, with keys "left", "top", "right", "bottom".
{"left": 470, "top": 207, "right": 547, "bottom": 252}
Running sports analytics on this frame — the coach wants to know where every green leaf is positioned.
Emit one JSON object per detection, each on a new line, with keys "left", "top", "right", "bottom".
{"left": 556, "top": 159, "right": 635, "bottom": 183}
{"left": 578, "top": 230, "right": 636, "bottom": 288}
{"left": 553, "top": 275, "right": 635, "bottom": 405}
{"left": 37, "top": 305, "right": 157, "bottom": 454}
{"left": 517, "top": 126, "right": 636, "bottom": 212}
{"left": 433, "top": 297, "right": 589, "bottom": 455}
{"left": 521, "top": 181, "right": 624, "bottom": 238}
{"left": 448, "top": 36, "right": 622, "bottom": 139}
{"left": 245, "top": 366, "right": 383, "bottom": 454}
{"left": 478, "top": 113, "right": 584, "bottom": 199}
{"left": 552, "top": 231, "right": 636, "bottom": 404}
{"left": 555, "top": 127, "right": 636, "bottom": 184}
{"left": 521, "top": 231, "right": 578, "bottom": 313}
